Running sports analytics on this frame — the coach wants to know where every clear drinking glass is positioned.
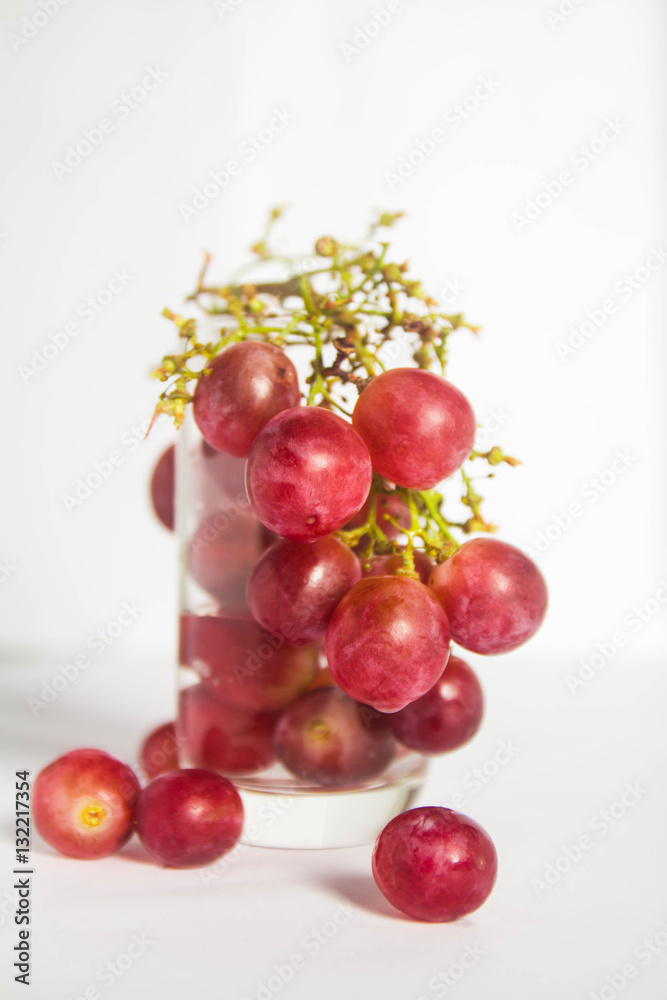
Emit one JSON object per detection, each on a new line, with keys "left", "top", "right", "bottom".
{"left": 176, "top": 408, "right": 427, "bottom": 849}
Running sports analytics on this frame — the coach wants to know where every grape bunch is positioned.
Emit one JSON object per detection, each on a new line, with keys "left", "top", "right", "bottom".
{"left": 135, "top": 209, "right": 548, "bottom": 919}
{"left": 149, "top": 212, "right": 546, "bottom": 787}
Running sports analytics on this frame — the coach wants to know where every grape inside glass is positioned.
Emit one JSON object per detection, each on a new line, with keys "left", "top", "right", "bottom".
{"left": 176, "top": 410, "right": 427, "bottom": 849}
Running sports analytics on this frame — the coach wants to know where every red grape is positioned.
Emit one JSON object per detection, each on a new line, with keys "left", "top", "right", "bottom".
{"left": 188, "top": 509, "right": 268, "bottom": 617}
{"left": 361, "top": 549, "right": 434, "bottom": 585}
{"left": 352, "top": 369, "right": 476, "bottom": 489}
{"left": 139, "top": 722, "right": 179, "bottom": 780}
{"left": 150, "top": 444, "right": 175, "bottom": 531}
{"left": 32, "top": 749, "right": 140, "bottom": 860}
{"left": 429, "top": 538, "right": 548, "bottom": 654}
{"left": 389, "top": 655, "right": 483, "bottom": 754}
{"left": 193, "top": 342, "right": 300, "bottom": 456}
{"left": 247, "top": 535, "right": 361, "bottom": 645}
{"left": 179, "top": 614, "right": 318, "bottom": 712}
{"left": 325, "top": 576, "right": 450, "bottom": 713}
{"left": 274, "top": 687, "right": 397, "bottom": 787}
{"left": 372, "top": 807, "right": 497, "bottom": 921}
{"left": 246, "top": 407, "right": 372, "bottom": 542}
{"left": 135, "top": 768, "right": 243, "bottom": 868}
{"left": 178, "top": 685, "right": 277, "bottom": 775}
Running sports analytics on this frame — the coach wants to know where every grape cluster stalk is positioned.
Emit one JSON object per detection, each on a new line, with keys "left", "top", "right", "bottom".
{"left": 150, "top": 208, "right": 519, "bottom": 577}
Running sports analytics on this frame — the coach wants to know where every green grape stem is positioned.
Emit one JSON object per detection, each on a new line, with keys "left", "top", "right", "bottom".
{"left": 150, "top": 208, "right": 518, "bottom": 563}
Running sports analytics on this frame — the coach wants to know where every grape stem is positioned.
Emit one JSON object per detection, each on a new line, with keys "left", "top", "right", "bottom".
{"left": 150, "top": 208, "right": 516, "bottom": 563}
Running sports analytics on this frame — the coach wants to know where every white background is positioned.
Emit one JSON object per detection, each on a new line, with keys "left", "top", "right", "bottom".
{"left": 1, "top": 0, "right": 666, "bottom": 998}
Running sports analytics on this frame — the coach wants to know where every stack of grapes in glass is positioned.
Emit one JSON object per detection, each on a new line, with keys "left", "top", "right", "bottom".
{"left": 148, "top": 221, "right": 548, "bottom": 872}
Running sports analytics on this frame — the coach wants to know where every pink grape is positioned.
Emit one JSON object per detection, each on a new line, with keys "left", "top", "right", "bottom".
{"left": 247, "top": 535, "right": 361, "bottom": 645}
{"left": 274, "top": 687, "right": 397, "bottom": 787}
{"left": 325, "top": 576, "right": 450, "bottom": 713}
{"left": 193, "top": 342, "right": 300, "bottom": 456}
{"left": 149, "top": 444, "right": 175, "bottom": 531}
{"left": 178, "top": 684, "right": 277, "bottom": 775}
{"left": 429, "top": 538, "right": 548, "bottom": 654}
{"left": 188, "top": 510, "right": 268, "bottom": 618}
{"left": 372, "top": 806, "right": 498, "bottom": 921}
{"left": 32, "top": 749, "right": 140, "bottom": 860}
{"left": 246, "top": 407, "right": 373, "bottom": 542}
{"left": 352, "top": 369, "right": 476, "bottom": 489}
{"left": 388, "top": 655, "right": 484, "bottom": 754}
{"left": 135, "top": 768, "right": 243, "bottom": 868}
{"left": 139, "top": 722, "right": 179, "bottom": 780}
{"left": 179, "top": 614, "right": 318, "bottom": 712}
{"left": 361, "top": 549, "right": 434, "bottom": 585}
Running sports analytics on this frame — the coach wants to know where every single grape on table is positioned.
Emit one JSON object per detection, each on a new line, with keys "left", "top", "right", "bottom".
{"left": 135, "top": 768, "right": 244, "bottom": 868}
{"left": 372, "top": 807, "right": 498, "bottom": 921}
{"left": 33, "top": 749, "right": 140, "bottom": 860}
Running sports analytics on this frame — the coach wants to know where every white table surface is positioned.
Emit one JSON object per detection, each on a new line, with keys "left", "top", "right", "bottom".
{"left": 1, "top": 653, "right": 665, "bottom": 1000}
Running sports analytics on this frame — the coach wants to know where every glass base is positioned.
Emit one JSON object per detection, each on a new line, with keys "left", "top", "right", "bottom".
{"left": 231, "top": 754, "right": 427, "bottom": 849}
